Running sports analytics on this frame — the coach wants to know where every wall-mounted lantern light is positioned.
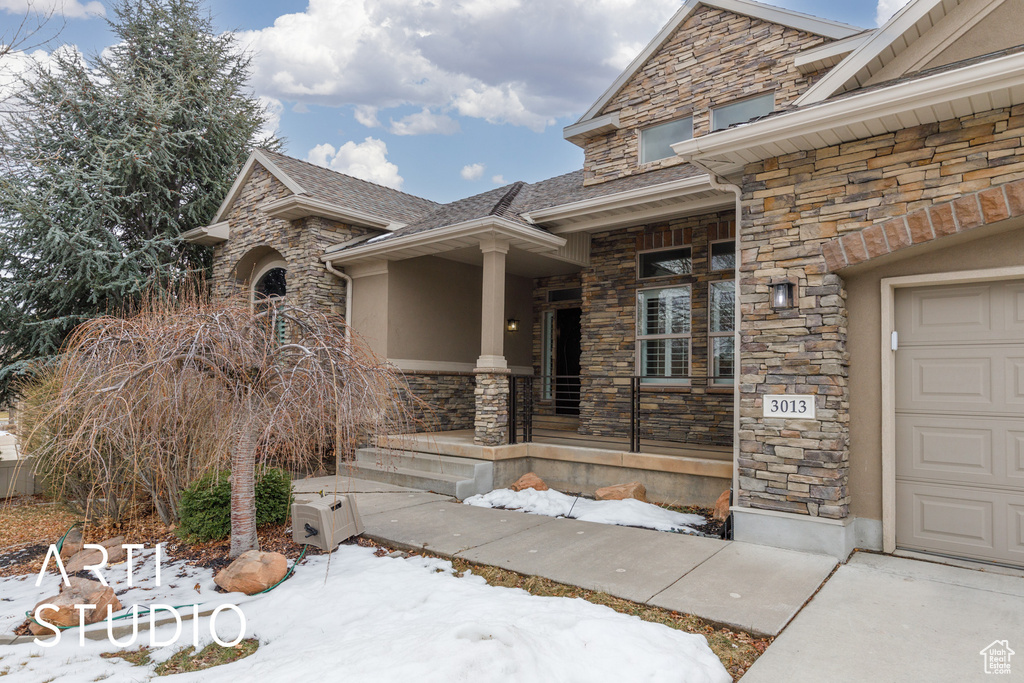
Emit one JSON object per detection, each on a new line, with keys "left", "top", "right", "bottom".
{"left": 506, "top": 318, "right": 520, "bottom": 333}
{"left": 771, "top": 281, "right": 796, "bottom": 310}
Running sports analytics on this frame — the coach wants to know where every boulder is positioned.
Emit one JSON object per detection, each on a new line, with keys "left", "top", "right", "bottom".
{"left": 214, "top": 550, "right": 288, "bottom": 595}
{"left": 510, "top": 472, "right": 548, "bottom": 492}
{"left": 29, "top": 578, "right": 122, "bottom": 636}
{"left": 595, "top": 482, "right": 648, "bottom": 502}
{"left": 713, "top": 490, "right": 731, "bottom": 522}
{"left": 59, "top": 527, "right": 83, "bottom": 560}
{"left": 65, "top": 536, "right": 127, "bottom": 573}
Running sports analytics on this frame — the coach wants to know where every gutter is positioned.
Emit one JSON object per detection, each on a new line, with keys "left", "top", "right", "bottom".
{"left": 324, "top": 261, "right": 353, "bottom": 344}
{"left": 671, "top": 50, "right": 1024, "bottom": 164}
{"left": 687, "top": 158, "right": 743, "bottom": 515}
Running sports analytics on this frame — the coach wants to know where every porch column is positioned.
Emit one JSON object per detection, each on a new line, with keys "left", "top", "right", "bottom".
{"left": 475, "top": 239, "right": 510, "bottom": 446}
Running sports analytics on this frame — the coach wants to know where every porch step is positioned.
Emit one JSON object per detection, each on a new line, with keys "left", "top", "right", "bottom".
{"left": 349, "top": 448, "right": 493, "bottom": 499}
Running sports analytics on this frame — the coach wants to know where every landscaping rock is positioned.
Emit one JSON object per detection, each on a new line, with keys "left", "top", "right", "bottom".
{"left": 59, "top": 527, "right": 83, "bottom": 560}
{"left": 29, "top": 578, "right": 122, "bottom": 636}
{"left": 510, "top": 472, "right": 548, "bottom": 492}
{"left": 713, "top": 490, "right": 731, "bottom": 522}
{"left": 64, "top": 536, "right": 127, "bottom": 573}
{"left": 215, "top": 550, "right": 288, "bottom": 595}
{"left": 595, "top": 482, "right": 648, "bottom": 502}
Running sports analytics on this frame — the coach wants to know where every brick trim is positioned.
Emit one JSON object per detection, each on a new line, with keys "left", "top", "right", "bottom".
{"left": 820, "top": 178, "right": 1024, "bottom": 271}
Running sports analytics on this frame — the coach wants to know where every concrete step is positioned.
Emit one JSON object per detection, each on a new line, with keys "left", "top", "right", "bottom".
{"left": 350, "top": 448, "right": 493, "bottom": 499}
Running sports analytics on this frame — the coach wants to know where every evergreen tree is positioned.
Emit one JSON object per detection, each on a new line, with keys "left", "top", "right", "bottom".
{"left": 0, "top": 0, "right": 274, "bottom": 402}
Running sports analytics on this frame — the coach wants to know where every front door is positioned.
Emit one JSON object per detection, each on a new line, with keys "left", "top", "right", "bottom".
{"left": 555, "top": 307, "right": 582, "bottom": 415}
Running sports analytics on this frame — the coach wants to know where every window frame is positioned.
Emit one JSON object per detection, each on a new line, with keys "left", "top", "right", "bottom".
{"left": 636, "top": 284, "right": 692, "bottom": 385}
{"left": 709, "top": 238, "right": 737, "bottom": 273}
{"left": 711, "top": 92, "right": 775, "bottom": 132}
{"left": 638, "top": 116, "right": 694, "bottom": 165}
{"left": 636, "top": 244, "right": 694, "bottom": 281}
{"left": 708, "top": 279, "right": 736, "bottom": 385}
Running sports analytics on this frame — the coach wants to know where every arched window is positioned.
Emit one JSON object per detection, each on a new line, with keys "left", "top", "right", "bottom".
{"left": 255, "top": 267, "right": 287, "bottom": 300}
{"left": 235, "top": 247, "right": 288, "bottom": 344}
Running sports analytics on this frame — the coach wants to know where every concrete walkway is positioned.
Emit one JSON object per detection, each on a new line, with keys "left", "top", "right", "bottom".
{"left": 294, "top": 475, "right": 837, "bottom": 637}
{"left": 743, "top": 552, "right": 1024, "bottom": 682}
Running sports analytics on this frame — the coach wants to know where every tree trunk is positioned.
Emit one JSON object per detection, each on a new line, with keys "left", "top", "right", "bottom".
{"left": 229, "top": 424, "right": 259, "bottom": 558}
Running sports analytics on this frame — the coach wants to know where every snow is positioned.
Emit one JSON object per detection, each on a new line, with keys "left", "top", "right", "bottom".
{"left": 0, "top": 545, "right": 731, "bottom": 682}
{"left": 464, "top": 488, "right": 707, "bottom": 534}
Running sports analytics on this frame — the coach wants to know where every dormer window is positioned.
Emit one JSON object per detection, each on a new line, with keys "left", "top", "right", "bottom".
{"left": 712, "top": 92, "right": 775, "bottom": 131}
{"left": 639, "top": 116, "right": 693, "bottom": 164}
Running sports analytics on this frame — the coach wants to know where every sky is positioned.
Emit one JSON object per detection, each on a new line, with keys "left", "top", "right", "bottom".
{"left": 0, "top": 0, "right": 904, "bottom": 203}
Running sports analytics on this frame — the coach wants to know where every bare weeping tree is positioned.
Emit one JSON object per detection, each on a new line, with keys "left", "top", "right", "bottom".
{"left": 20, "top": 290, "right": 416, "bottom": 556}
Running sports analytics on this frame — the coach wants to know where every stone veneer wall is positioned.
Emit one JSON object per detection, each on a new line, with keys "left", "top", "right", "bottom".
{"left": 577, "top": 211, "right": 736, "bottom": 446}
{"left": 474, "top": 373, "right": 509, "bottom": 446}
{"left": 738, "top": 105, "right": 1024, "bottom": 520}
{"left": 401, "top": 372, "right": 476, "bottom": 433}
{"left": 211, "top": 163, "right": 368, "bottom": 315}
{"left": 583, "top": 6, "right": 828, "bottom": 185}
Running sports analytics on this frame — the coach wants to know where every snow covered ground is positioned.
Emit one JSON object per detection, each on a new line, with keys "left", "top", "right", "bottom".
{"left": 465, "top": 487, "right": 708, "bottom": 534}
{"left": 0, "top": 544, "right": 731, "bottom": 682}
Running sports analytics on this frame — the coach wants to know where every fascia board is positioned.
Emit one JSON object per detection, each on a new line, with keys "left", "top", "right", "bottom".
{"left": 181, "top": 221, "right": 229, "bottom": 245}
{"left": 322, "top": 218, "right": 566, "bottom": 263}
{"left": 260, "top": 194, "right": 395, "bottom": 231}
{"left": 673, "top": 50, "right": 1024, "bottom": 162}
{"left": 575, "top": 0, "right": 862, "bottom": 125}
{"left": 794, "top": 0, "right": 947, "bottom": 106}
{"left": 563, "top": 113, "right": 621, "bottom": 146}
{"left": 522, "top": 175, "right": 715, "bottom": 224}
{"left": 211, "top": 150, "right": 306, "bottom": 223}
{"left": 794, "top": 32, "right": 873, "bottom": 73}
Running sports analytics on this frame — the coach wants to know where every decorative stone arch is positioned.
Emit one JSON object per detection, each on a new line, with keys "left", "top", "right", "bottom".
{"left": 233, "top": 246, "right": 288, "bottom": 301}
{"left": 820, "top": 179, "right": 1024, "bottom": 271}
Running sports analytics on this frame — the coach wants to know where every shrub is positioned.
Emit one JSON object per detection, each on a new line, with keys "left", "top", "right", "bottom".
{"left": 178, "top": 468, "right": 292, "bottom": 542}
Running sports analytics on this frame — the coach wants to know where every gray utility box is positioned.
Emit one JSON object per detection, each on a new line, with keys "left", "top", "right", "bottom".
{"left": 291, "top": 495, "right": 364, "bottom": 551}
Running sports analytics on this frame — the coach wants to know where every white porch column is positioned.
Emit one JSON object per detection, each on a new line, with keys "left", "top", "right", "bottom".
{"left": 477, "top": 239, "right": 509, "bottom": 370}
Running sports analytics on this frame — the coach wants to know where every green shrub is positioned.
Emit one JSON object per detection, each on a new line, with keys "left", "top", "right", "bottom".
{"left": 178, "top": 468, "right": 292, "bottom": 542}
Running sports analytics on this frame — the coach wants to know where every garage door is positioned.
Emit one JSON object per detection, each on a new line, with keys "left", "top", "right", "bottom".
{"left": 895, "top": 279, "right": 1024, "bottom": 567}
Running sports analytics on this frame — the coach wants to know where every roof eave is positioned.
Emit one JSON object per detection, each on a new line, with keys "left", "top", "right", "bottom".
{"left": 672, "top": 51, "right": 1024, "bottom": 173}
{"left": 260, "top": 194, "right": 404, "bottom": 231}
{"left": 181, "top": 221, "right": 229, "bottom": 246}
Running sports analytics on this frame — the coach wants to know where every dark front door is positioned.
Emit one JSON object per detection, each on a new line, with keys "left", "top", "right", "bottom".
{"left": 555, "top": 307, "right": 582, "bottom": 415}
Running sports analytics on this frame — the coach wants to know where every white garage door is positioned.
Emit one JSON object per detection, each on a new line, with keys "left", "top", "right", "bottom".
{"left": 895, "top": 279, "right": 1024, "bottom": 567}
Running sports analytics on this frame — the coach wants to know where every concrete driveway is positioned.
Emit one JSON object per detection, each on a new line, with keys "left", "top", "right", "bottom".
{"left": 743, "top": 552, "right": 1024, "bottom": 682}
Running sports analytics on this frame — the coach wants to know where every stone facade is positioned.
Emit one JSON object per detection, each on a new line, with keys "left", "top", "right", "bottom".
{"left": 402, "top": 372, "right": 476, "bottom": 432}
{"left": 738, "top": 105, "right": 1024, "bottom": 520}
{"left": 211, "top": 163, "right": 365, "bottom": 315}
{"left": 584, "top": 6, "right": 829, "bottom": 185}
{"left": 474, "top": 372, "right": 510, "bottom": 445}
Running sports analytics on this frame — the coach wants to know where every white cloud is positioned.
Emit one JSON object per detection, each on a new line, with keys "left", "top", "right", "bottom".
{"left": 460, "top": 163, "right": 484, "bottom": 181}
{"left": 875, "top": 0, "right": 907, "bottom": 26}
{"left": 0, "top": 0, "right": 105, "bottom": 19}
{"left": 234, "top": 0, "right": 680, "bottom": 132}
{"left": 491, "top": 174, "right": 505, "bottom": 185}
{"left": 354, "top": 104, "right": 380, "bottom": 128}
{"left": 390, "top": 108, "right": 460, "bottom": 136}
{"left": 258, "top": 95, "right": 283, "bottom": 142}
{"left": 306, "top": 137, "right": 404, "bottom": 189}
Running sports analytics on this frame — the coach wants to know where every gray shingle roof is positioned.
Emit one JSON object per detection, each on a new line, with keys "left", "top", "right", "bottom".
{"left": 263, "top": 150, "right": 439, "bottom": 225}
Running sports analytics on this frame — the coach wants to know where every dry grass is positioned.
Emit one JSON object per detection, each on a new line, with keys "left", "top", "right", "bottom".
{"left": 446, "top": 557, "right": 770, "bottom": 680}
{"left": 0, "top": 496, "right": 77, "bottom": 551}
{"left": 100, "top": 639, "right": 258, "bottom": 676}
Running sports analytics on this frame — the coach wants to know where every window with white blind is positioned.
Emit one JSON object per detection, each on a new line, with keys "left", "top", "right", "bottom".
{"left": 709, "top": 280, "right": 735, "bottom": 384}
{"left": 637, "top": 286, "right": 691, "bottom": 383}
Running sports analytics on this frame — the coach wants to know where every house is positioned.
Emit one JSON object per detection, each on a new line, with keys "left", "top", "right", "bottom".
{"left": 186, "top": 0, "right": 1024, "bottom": 567}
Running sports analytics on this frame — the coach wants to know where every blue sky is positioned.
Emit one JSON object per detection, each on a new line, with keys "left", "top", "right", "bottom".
{"left": 2, "top": 0, "right": 896, "bottom": 203}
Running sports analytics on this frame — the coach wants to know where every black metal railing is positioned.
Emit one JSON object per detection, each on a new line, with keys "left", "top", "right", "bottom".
{"left": 508, "top": 373, "right": 734, "bottom": 452}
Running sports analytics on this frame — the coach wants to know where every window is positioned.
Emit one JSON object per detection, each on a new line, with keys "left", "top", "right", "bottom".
{"left": 639, "top": 247, "right": 692, "bottom": 279}
{"left": 640, "top": 117, "right": 693, "bottom": 164}
{"left": 709, "top": 280, "right": 735, "bottom": 384}
{"left": 712, "top": 93, "right": 774, "bottom": 132}
{"left": 710, "top": 240, "right": 736, "bottom": 271}
{"left": 638, "top": 286, "right": 691, "bottom": 383}
{"left": 254, "top": 267, "right": 287, "bottom": 345}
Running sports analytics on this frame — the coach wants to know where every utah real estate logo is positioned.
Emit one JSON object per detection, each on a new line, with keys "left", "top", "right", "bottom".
{"left": 980, "top": 640, "right": 1014, "bottom": 675}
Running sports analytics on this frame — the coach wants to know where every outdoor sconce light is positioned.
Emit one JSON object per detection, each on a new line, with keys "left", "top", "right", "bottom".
{"left": 506, "top": 318, "right": 520, "bottom": 333}
{"left": 771, "top": 281, "right": 796, "bottom": 310}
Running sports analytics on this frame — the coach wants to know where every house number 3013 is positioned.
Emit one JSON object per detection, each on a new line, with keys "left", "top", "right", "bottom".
{"left": 763, "top": 395, "right": 816, "bottom": 419}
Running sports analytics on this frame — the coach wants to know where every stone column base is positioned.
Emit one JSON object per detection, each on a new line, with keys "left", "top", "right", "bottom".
{"left": 732, "top": 506, "right": 882, "bottom": 561}
{"left": 474, "top": 370, "right": 510, "bottom": 446}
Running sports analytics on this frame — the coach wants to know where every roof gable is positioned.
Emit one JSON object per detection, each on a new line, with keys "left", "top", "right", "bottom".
{"left": 570, "top": 0, "right": 862, "bottom": 128}
{"left": 795, "top": 0, "right": 1024, "bottom": 106}
{"left": 211, "top": 150, "right": 304, "bottom": 223}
